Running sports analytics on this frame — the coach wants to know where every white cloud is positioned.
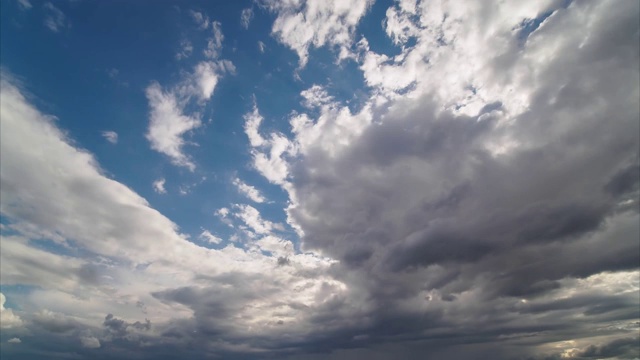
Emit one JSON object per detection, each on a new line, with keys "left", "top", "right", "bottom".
{"left": 152, "top": 178, "right": 166, "bottom": 194}
{"left": 146, "top": 55, "right": 234, "bottom": 169}
{"left": 214, "top": 207, "right": 234, "bottom": 228}
{"left": 300, "top": 84, "right": 333, "bottom": 109}
{"left": 199, "top": 229, "right": 222, "bottom": 244}
{"left": 80, "top": 336, "right": 101, "bottom": 348}
{"left": 17, "top": 0, "right": 31, "bottom": 10}
{"left": 266, "top": 0, "right": 374, "bottom": 66}
{"left": 232, "top": 204, "right": 275, "bottom": 235}
{"left": 240, "top": 7, "right": 254, "bottom": 29}
{"left": 43, "top": 2, "right": 68, "bottom": 32}
{"left": 0, "top": 292, "right": 23, "bottom": 329}
{"left": 101, "top": 130, "right": 118, "bottom": 144}
{"left": 189, "top": 10, "right": 209, "bottom": 29}
{"left": 243, "top": 105, "right": 294, "bottom": 185}
{"left": 257, "top": 41, "right": 266, "bottom": 53}
{"left": 176, "top": 39, "right": 193, "bottom": 60}
{"left": 193, "top": 61, "right": 220, "bottom": 100}
{"left": 8, "top": 337, "right": 21, "bottom": 343}
{"left": 204, "top": 21, "right": 224, "bottom": 59}
{"left": 233, "top": 177, "right": 266, "bottom": 203}
{"left": 145, "top": 83, "right": 201, "bottom": 171}
{"left": 243, "top": 104, "right": 266, "bottom": 147}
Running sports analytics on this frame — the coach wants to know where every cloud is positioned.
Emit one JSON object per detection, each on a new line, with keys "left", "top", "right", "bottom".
{"left": 232, "top": 204, "right": 276, "bottom": 235}
{"left": 33, "top": 309, "right": 80, "bottom": 333}
{"left": 258, "top": 40, "right": 266, "bottom": 53}
{"left": 0, "top": 292, "right": 23, "bottom": 329}
{"left": 247, "top": 0, "right": 639, "bottom": 358}
{"left": 204, "top": 21, "right": 224, "bottom": 59}
{"left": 189, "top": 10, "right": 209, "bottom": 29}
{"left": 145, "top": 82, "right": 202, "bottom": 170}
{"left": 176, "top": 39, "right": 193, "bottom": 60}
{"left": 266, "top": 0, "right": 374, "bottom": 66}
{"left": 240, "top": 7, "right": 254, "bottom": 29}
{"left": 80, "top": 336, "right": 100, "bottom": 349}
{"left": 215, "top": 207, "right": 234, "bottom": 227}
{"left": 233, "top": 177, "right": 266, "bottom": 203}
{"left": 101, "top": 130, "right": 118, "bottom": 144}
{"left": 43, "top": 2, "right": 68, "bottom": 32}
{"left": 17, "top": 0, "right": 31, "bottom": 10}
{"left": 2, "top": 0, "right": 639, "bottom": 359}
{"left": 152, "top": 178, "right": 166, "bottom": 194}
{"left": 243, "top": 105, "right": 295, "bottom": 185}
{"left": 0, "top": 73, "right": 350, "bottom": 358}
{"left": 199, "top": 229, "right": 222, "bottom": 244}
{"left": 7, "top": 337, "right": 21, "bottom": 344}
{"left": 146, "top": 57, "right": 233, "bottom": 169}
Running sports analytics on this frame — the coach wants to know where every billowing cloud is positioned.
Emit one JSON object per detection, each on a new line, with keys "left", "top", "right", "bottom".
{"left": 0, "top": 293, "right": 23, "bottom": 329}
{"left": 266, "top": 0, "right": 374, "bottom": 66}
{"left": 1, "top": 0, "right": 638, "bottom": 359}
{"left": 243, "top": 105, "right": 295, "bottom": 185}
{"left": 248, "top": 0, "right": 640, "bottom": 358}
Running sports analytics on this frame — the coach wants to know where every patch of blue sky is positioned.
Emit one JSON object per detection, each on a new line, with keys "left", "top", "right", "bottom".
{"left": 358, "top": 0, "right": 404, "bottom": 57}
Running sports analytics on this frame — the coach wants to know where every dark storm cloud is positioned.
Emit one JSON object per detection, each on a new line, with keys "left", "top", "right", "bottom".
{"left": 575, "top": 337, "right": 640, "bottom": 359}
{"left": 281, "top": 1, "right": 640, "bottom": 358}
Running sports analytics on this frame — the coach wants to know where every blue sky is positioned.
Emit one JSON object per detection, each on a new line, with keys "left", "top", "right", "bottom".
{"left": 1, "top": 1, "right": 639, "bottom": 359}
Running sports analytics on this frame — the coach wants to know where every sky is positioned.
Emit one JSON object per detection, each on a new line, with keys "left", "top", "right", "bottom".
{"left": 0, "top": 0, "right": 638, "bottom": 359}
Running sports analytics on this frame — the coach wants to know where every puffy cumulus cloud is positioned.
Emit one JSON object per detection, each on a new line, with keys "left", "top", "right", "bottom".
{"left": 245, "top": 1, "right": 640, "bottom": 358}
{"left": 7, "top": 337, "right": 21, "bottom": 343}
{"left": 266, "top": 0, "right": 374, "bottom": 66}
{"left": 243, "top": 104, "right": 295, "bottom": 185}
{"left": 153, "top": 178, "right": 167, "bottom": 194}
{"left": 233, "top": 177, "right": 267, "bottom": 203}
{"left": 0, "top": 293, "right": 23, "bottom": 329}
{"left": 101, "top": 130, "right": 118, "bottom": 144}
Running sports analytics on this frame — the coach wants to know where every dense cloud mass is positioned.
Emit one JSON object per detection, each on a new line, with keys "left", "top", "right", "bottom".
{"left": 1, "top": 0, "right": 639, "bottom": 359}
